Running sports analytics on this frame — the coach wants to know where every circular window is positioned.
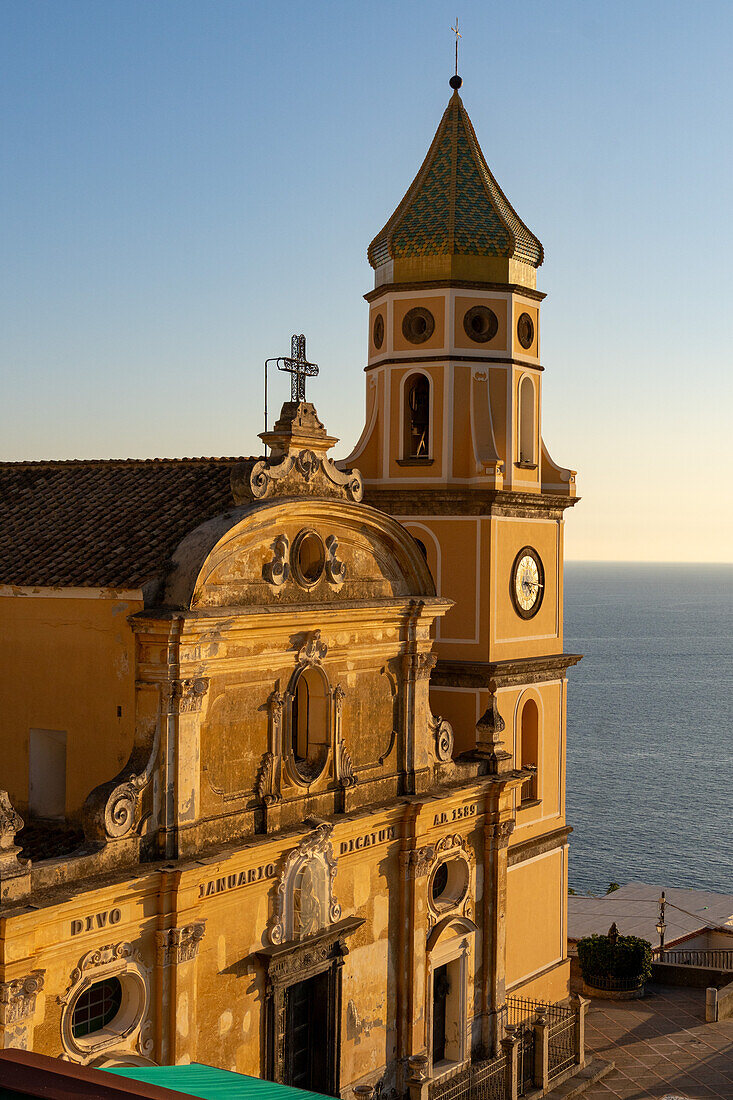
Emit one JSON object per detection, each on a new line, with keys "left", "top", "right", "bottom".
{"left": 72, "top": 977, "right": 122, "bottom": 1039}
{"left": 517, "top": 312, "right": 535, "bottom": 350}
{"left": 402, "top": 307, "right": 435, "bottom": 345}
{"left": 373, "top": 313, "right": 384, "bottom": 350}
{"left": 292, "top": 529, "right": 326, "bottom": 589}
{"left": 463, "top": 305, "right": 498, "bottom": 343}
{"left": 430, "top": 857, "right": 470, "bottom": 911}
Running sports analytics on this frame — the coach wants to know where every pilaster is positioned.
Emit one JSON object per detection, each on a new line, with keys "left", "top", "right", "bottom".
{"left": 155, "top": 920, "right": 206, "bottom": 1065}
{"left": 0, "top": 971, "right": 45, "bottom": 1050}
{"left": 481, "top": 818, "right": 514, "bottom": 1055}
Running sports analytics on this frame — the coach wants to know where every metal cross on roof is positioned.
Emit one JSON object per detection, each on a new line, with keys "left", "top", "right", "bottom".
{"left": 277, "top": 334, "right": 319, "bottom": 402}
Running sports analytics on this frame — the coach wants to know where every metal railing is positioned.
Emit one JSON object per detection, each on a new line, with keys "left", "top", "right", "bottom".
{"left": 661, "top": 949, "right": 733, "bottom": 970}
{"left": 547, "top": 1012, "right": 575, "bottom": 1083}
{"left": 426, "top": 996, "right": 584, "bottom": 1100}
{"left": 429, "top": 1054, "right": 506, "bottom": 1100}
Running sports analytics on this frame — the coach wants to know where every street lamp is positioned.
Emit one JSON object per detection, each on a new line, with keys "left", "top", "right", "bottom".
{"left": 656, "top": 890, "right": 667, "bottom": 957}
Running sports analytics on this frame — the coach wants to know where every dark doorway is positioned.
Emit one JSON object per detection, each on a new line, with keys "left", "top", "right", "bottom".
{"left": 285, "top": 970, "right": 330, "bottom": 1093}
{"left": 432, "top": 963, "right": 450, "bottom": 1064}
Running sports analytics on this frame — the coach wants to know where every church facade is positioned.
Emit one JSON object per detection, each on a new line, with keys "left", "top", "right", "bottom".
{"left": 0, "top": 82, "right": 580, "bottom": 1097}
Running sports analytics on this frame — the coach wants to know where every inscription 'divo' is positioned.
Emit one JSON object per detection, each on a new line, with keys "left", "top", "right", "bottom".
{"left": 71, "top": 908, "right": 123, "bottom": 936}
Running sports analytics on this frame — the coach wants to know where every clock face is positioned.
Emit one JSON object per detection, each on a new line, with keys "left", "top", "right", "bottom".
{"left": 511, "top": 547, "right": 544, "bottom": 618}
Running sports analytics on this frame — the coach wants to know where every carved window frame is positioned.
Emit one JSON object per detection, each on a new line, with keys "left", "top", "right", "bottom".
{"left": 283, "top": 662, "right": 334, "bottom": 788}
{"left": 58, "top": 943, "right": 150, "bottom": 1063}
{"left": 427, "top": 835, "right": 475, "bottom": 922}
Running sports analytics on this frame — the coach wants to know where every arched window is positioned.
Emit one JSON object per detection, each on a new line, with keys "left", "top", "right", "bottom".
{"left": 404, "top": 374, "right": 430, "bottom": 459}
{"left": 291, "top": 668, "right": 330, "bottom": 782}
{"left": 519, "top": 375, "right": 535, "bottom": 464}
{"left": 71, "top": 977, "right": 122, "bottom": 1039}
{"left": 519, "top": 698, "right": 539, "bottom": 804}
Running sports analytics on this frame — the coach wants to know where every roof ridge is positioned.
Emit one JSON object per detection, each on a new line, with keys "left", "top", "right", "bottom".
{"left": 0, "top": 457, "right": 258, "bottom": 469}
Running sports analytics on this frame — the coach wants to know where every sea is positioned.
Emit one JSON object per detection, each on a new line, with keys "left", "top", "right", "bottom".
{"left": 564, "top": 563, "right": 733, "bottom": 897}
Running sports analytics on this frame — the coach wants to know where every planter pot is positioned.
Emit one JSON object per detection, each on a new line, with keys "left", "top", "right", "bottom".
{"left": 581, "top": 974, "right": 646, "bottom": 1000}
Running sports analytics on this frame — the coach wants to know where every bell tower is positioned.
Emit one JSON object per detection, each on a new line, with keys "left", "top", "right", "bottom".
{"left": 344, "top": 78, "right": 581, "bottom": 1003}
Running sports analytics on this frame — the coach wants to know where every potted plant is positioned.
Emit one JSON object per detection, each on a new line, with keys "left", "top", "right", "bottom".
{"left": 577, "top": 923, "right": 653, "bottom": 999}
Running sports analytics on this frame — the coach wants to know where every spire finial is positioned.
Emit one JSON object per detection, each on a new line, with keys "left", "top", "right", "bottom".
{"left": 450, "top": 18, "right": 462, "bottom": 90}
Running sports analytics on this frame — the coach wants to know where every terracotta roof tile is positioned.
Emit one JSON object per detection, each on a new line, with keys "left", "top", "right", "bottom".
{"left": 0, "top": 458, "right": 255, "bottom": 590}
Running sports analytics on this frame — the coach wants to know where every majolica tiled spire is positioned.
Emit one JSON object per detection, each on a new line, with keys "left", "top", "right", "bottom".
{"left": 368, "top": 87, "right": 543, "bottom": 288}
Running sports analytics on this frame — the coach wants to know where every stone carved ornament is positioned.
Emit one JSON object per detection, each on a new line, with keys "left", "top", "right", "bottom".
{"left": 83, "top": 678, "right": 209, "bottom": 846}
{"left": 249, "top": 449, "right": 363, "bottom": 503}
{"left": 0, "top": 791, "right": 28, "bottom": 875}
{"left": 429, "top": 715, "right": 454, "bottom": 762}
{"left": 263, "top": 533, "right": 346, "bottom": 591}
{"left": 156, "top": 921, "right": 206, "bottom": 967}
{"left": 298, "top": 630, "right": 328, "bottom": 666}
{"left": 268, "top": 823, "right": 342, "bottom": 946}
{"left": 0, "top": 971, "right": 45, "bottom": 1026}
{"left": 58, "top": 942, "right": 145, "bottom": 1002}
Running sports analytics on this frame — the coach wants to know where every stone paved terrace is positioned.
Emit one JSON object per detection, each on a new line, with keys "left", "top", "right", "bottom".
{"left": 580, "top": 984, "right": 733, "bottom": 1099}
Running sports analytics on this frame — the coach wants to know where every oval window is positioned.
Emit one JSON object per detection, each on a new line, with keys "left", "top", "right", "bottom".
{"left": 463, "top": 305, "right": 498, "bottom": 343}
{"left": 517, "top": 312, "right": 535, "bottom": 350}
{"left": 373, "top": 313, "right": 384, "bottom": 350}
{"left": 71, "top": 977, "right": 123, "bottom": 1039}
{"left": 402, "top": 307, "right": 435, "bottom": 345}
{"left": 430, "top": 858, "right": 470, "bottom": 911}
{"left": 292, "top": 530, "right": 326, "bottom": 589}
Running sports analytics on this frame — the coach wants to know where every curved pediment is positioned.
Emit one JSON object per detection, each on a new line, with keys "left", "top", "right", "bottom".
{"left": 161, "top": 497, "right": 435, "bottom": 610}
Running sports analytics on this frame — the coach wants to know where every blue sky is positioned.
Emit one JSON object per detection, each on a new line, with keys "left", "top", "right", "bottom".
{"left": 2, "top": 0, "right": 732, "bottom": 561}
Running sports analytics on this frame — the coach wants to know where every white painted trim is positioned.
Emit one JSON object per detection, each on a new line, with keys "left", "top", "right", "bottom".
{"left": 344, "top": 371, "right": 380, "bottom": 464}
{"left": 506, "top": 956, "right": 564, "bottom": 993}
{"left": 492, "top": 516, "right": 560, "bottom": 645}
{"left": 0, "top": 586, "right": 143, "bottom": 600}
{"left": 506, "top": 846, "right": 562, "bottom": 872}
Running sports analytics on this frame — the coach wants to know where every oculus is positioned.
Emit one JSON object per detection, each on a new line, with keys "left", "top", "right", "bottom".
{"left": 517, "top": 312, "right": 535, "bottom": 350}
{"left": 292, "top": 529, "right": 326, "bottom": 589}
{"left": 402, "top": 307, "right": 435, "bottom": 345}
{"left": 429, "top": 857, "right": 469, "bottom": 912}
{"left": 372, "top": 312, "right": 384, "bottom": 350}
{"left": 71, "top": 977, "right": 122, "bottom": 1039}
{"left": 463, "top": 305, "right": 498, "bottom": 344}
{"left": 511, "top": 546, "right": 544, "bottom": 619}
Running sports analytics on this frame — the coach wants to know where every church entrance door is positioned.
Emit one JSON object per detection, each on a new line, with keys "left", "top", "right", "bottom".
{"left": 285, "top": 971, "right": 330, "bottom": 1093}
{"left": 432, "top": 963, "right": 450, "bottom": 1064}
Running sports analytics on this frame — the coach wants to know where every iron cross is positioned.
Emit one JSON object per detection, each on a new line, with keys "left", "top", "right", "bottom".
{"left": 451, "top": 17, "right": 462, "bottom": 77}
{"left": 277, "top": 334, "right": 319, "bottom": 402}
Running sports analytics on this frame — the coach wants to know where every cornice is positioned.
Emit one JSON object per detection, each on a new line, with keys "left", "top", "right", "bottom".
{"left": 364, "top": 280, "right": 546, "bottom": 303}
{"left": 433, "top": 653, "right": 583, "bottom": 689}
{"left": 508, "top": 825, "right": 572, "bottom": 867}
{"left": 362, "top": 488, "right": 579, "bottom": 518}
{"left": 365, "top": 355, "right": 544, "bottom": 372}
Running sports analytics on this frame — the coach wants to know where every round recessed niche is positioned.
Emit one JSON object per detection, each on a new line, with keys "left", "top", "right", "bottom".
{"left": 430, "top": 857, "right": 470, "bottom": 911}
{"left": 292, "top": 529, "right": 326, "bottom": 589}
{"left": 402, "top": 307, "right": 435, "bottom": 345}
{"left": 517, "top": 312, "right": 535, "bottom": 350}
{"left": 373, "top": 312, "right": 384, "bottom": 350}
{"left": 463, "top": 305, "right": 498, "bottom": 343}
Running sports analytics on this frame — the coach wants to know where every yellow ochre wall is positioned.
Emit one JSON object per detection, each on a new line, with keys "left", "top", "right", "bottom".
{"left": 0, "top": 593, "right": 140, "bottom": 821}
{"left": 505, "top": 847, "right": 568, "bottom": 1001}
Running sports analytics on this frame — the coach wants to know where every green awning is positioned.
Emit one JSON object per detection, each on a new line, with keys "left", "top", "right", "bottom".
{"left": 107, "top": 1064, "right": 333, "bottom": 1100}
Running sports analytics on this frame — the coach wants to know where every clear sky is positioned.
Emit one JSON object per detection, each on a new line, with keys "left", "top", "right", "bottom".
{"left": 2, "top": 0, "right": 731, "bottom": 562}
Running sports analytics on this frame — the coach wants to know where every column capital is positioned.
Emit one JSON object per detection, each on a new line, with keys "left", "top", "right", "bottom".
{"left": 0, "top": 970, "right": 45, "bottom": 1027}
{"left": 156, "top": 920, "right": 206, "bottom": 966}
